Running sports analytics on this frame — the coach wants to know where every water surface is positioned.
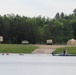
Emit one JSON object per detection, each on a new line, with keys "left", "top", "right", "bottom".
{"left": 0, "top": 54, "right": 76, "bottom": 75}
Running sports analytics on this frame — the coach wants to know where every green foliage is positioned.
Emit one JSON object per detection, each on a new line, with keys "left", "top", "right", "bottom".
{"left": 0, "top": 9, "right": 76, "bottom": 44}
{"left": 73, "top": 9, "right": 76, "bottom": 16}
{"left": 0, "top": 44, "right": 37, "bottom": 53}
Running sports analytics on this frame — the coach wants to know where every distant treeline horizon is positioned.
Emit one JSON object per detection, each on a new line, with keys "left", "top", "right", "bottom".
{"left": 0, "top": 9, "right": 76, "bottom": 44}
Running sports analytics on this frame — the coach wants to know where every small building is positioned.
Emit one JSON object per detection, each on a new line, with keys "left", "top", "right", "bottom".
{"left": 67, "top": 39, "right": 76, "bottom": 45}
{"left": 46, "top": 39, "right": 53, "bottom": 45}
{"left": 22, "top": 40, "right": 29, "bottom": 44}
{"left": 0, "top": 36, "right": 3, "bottom": 43}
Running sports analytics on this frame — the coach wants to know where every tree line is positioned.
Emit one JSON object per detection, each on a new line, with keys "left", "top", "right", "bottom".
{"left": 0, "top": 9, "right": 76, "bottom": 44}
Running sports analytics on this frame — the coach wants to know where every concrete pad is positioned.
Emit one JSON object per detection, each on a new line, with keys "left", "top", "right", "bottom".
{"left": 32, "top": 49, "right": 55, "bottom": 54}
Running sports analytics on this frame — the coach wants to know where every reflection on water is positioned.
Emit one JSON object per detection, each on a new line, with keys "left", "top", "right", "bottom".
{"left": 0, "top": 54, "right": 76, "bottom": 75}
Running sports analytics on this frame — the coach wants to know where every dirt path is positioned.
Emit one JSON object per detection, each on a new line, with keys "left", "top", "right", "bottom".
{"left": 32, "top": 45, "right": 66, "bottom": 54}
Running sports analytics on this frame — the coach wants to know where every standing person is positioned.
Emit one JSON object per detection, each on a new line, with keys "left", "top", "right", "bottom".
{"left": 63, "top": 49, "right": 67, "bottom": 55}
{"left": 52, "top": 52, "right": 54, "bottom": 56}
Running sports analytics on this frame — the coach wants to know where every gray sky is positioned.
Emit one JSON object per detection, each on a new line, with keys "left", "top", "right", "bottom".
{"left": 0, "top": 0, "right": 76, "bottom": 18}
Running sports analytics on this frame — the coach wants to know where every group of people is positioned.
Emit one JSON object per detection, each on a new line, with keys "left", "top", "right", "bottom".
{"left": 52, "top": 49, "right": 68, "bottom": 56}
{"left": 63, "top": 49, "right": 68, "bottom": 55}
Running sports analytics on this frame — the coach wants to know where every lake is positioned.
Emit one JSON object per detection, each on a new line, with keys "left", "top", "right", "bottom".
{"left": 0, "top": 54, "right": 76, "bottom": 75}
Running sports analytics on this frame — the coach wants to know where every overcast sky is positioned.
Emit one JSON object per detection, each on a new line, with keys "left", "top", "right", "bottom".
{"left": 0, "top": 0, "right": 76, "bottom": 18}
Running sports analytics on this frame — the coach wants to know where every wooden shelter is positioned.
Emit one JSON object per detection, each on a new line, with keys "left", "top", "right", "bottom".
{"left": 0, "top": 36, "right": 3, "bottom": 43}
{"left": 67, "top": 39, "right": 76, "bottom": 45}
{"left": 46, "top": 39, "right": 53, "bottom": 45}
{"left": 22, "top": 40, "right": 29, "bottom": 44}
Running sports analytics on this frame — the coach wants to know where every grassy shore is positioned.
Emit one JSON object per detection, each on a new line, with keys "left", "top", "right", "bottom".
{"left": 0, "top": 44, "right": 37, "bottom": 53}
{"left": 54, "top": 46, "right": 76, "bottom": 54}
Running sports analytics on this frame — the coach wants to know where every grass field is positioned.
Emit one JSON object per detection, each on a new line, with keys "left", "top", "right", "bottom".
{"left": 54, "top": 46, "right": 76, "bottom": 54}
{"left": 0, "top": 44, "right": 37, "bottom": 53}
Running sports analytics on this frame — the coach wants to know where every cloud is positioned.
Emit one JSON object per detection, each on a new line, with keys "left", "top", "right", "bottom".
{"left": 0, "top": 0, "right": 76, "bottom": 18}
{"left": 36, "top": 0, "right": 76, "bottom": 16}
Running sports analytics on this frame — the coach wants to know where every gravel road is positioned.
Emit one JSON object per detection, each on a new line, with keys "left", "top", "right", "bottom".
{"left": 32, "top": 45, "right": 66, "bottom": 54}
